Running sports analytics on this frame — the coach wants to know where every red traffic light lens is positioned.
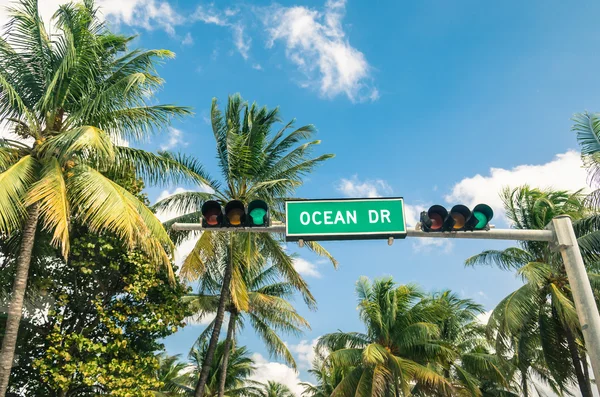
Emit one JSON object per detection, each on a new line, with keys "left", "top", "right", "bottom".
{"left": 201, "top": 200, "right": 222, "bottom": 226}
{"left": 430, "top": 213, "right": 443, "bottom": 230}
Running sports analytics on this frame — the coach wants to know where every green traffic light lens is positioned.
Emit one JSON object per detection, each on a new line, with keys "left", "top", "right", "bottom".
{"left": 473, "top": 211, "right": 488, "bottom": 229}
{"left": 250, "top": 208, "right": 267, "bottom": 225}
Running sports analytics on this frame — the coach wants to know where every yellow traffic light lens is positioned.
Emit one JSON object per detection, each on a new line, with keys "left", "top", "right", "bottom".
{"left": 452, "top": 213, "right": 466, "bottom": 229}
{"left": 250, "top": 208, "right": 267, "bottom": 225}
{"left": 227, "top": 208, "right": 244, "bottom": 225}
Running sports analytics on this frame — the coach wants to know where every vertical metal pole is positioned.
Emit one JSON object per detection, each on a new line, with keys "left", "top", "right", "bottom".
{"left": 551, "top": 215, "right": 600, "bottom": 393}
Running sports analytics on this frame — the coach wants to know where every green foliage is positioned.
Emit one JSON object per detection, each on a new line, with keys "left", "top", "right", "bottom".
{"left": 2, "top": 173, "right": 191, "bottom": 396}
{"left": 466, "top": 186, "right": 599, "bottom": 396}
{"left": 257, "top": 381, "right": 295, "bottom": 397}
{"left": 0, "top": 0, "right": 197, "bottom": 270}
{"left": 187, "top": 340, "right": 261, "bottom": 397}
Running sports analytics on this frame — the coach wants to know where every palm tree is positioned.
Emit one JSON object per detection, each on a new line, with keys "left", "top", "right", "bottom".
{"left": 154, "top": 353, "right": 195, "bottom": 396}
{"left": 466, "top": 186, "right": 600, "bottom": 396}
{"left": 317, "top": 277, "right": 453, "bottom": 397}
{"left": 154, "top": 93, "right": 336, "bottom": 397}
{"left": 424, "top": 291, "right": 514, "bottom": 396}
{"left": 188, "top": 340, "right": 261, "bottom": 397}
{"left": 186, "top": 257, "right": 310, "bottom": 397}
{"left": 0, "top": 0, "right": 201, "bottom": 391}
{"left": 301, "top": 345, "right": 347, "bottom": 397}
{"left": 257, "top": 381, "right": 295, "bottom": 397}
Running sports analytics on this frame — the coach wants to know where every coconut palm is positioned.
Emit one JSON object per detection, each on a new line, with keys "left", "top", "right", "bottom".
{"left": 154, "top": 353, "right": 195, "bottom": 396}
{"left": 300, "top": 344, "right": 348, "bottom": 397}
{"left": 185, "top": 255, "right": 310, "bottom": 397}
{"left": 188, "top": 340, "right": 261, "bottom": 397}
{"left": 154, "top": 93, "right": 336, "bottom": 397}
{"left": 317, "top": 277, "right": 454, "bottom": 397}
{"left": 466, "top": 186, "right": 600, "bottom": 396}
{"left": 256, "top": 381, "right": 295, "bottom": 397}
{"left": 424, "top": 291, "right": 514, "bottom": 396}
{"left": 0, "top": 0, "right": 202, "bottom": 391}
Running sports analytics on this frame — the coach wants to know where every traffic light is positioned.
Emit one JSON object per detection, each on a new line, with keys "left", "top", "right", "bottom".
{"left": 200, "top": 200, "right": 270, "bottom": 228}
{"left": 420, "top": 204, "right": 493, "bottom": 232}
{"left": 201, "top": 200, "right": 223, "bottom": 227}
{"left": 247, "top": 199, "right": 270, "bottom": 227}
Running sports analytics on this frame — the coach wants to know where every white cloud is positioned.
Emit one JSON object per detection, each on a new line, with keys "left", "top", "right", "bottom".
{"left": 336, "top": 175, "right": 392, "bottom": 198}
{"left": 97, "top": 0, "right": 184, "bottom": 36}
{"left": 192, "top": 4, "right": 229, "bottom": 26}
{"left": 252, "top": 63, "right": 263, "bottom": 70}
{"left": 0, "top": 0, "right": 185, "bottom": 37}
{"left": 233, "top": 24, "right": 251, "bottom": 60}
{"left": 181, "top": 32, "right": 194, "bottom": 46}
{"left": 293, "top": 258, "right": 321, "bottom": 278}
{"left": 160, "top": 127, "right": 187, "bottom": 151}
{"left": 250, "top": 353, "right": 305, "bottom": 397}
{"left": 445, "top": 151, "right": 589, "bottom": 224}
{"left": 289, "top": 338, "right": 319, "bottom": 369}
{"left": 191, "top": 5, "right": 250, "bottom": 60}
{"left": 264, "top": 0, "right": 376, "bottom": 102}
{"left": 476, "top": 310, "right": 492, "bottom": 325}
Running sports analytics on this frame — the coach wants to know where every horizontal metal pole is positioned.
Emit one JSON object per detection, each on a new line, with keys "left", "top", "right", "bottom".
{"left": 172, "top": 222, "right": 286, "bottom": 233}
{"left": 171, "top": 223, "right": 555, "bottom": 242}
{"left": 406, "top": 228, "right": 554, "bottom": 241}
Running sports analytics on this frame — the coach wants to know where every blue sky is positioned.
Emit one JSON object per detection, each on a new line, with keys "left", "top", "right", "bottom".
{"left": 5, "top": 0, "right": 600, "bottom": 392}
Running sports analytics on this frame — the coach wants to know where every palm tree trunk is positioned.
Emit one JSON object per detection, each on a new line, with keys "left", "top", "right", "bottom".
{"left": 521, "top": 370, "right": 528, "bottom": 397}
{"left": 565, "top": 327, "right": 593, "bottom": 397}
{"left": 194, "top": 247, "right": 234, "bottom": 397}
{"left": 0, "top": 203, "right": 40, "bottom": 397}
{"left": 217, "top": 311, "right": 237, "bottom": 397}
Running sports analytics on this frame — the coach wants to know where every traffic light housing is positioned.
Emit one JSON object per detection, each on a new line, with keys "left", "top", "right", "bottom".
{"left": 201, "top": 200, "right": 223, "bottom": 228}
{"left": 200, "top": 200, "right": 270, "bottom": 228}
{"left": 420, "top": 204, "right": 493, "bottom": 232}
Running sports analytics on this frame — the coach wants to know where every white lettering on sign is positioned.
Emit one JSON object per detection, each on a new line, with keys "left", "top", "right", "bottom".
{"left": 369, "top": 210, "right": 379, "bottom": 223}
{"left": 312, "top": 211, "right": 322, "bottom": 225}
{"left": 300, "top": 212, "right": 310, "bottom": 225}
{"left": 324, "top": 211, "right": 333, "bottom": 224}
{"left": 346, "top": 211, "right": 357, "bottom": 224}
{"left": 381, "top": 209, "right": 391, "bottom": 223}
{"left": 335, "top": 211, "right": 345, "bottom": 224}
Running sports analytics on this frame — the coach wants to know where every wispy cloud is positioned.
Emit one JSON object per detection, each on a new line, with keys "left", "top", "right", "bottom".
{"left": 232, "top": 24, "right": 251, "bottom": 60}
{"left": 336, "top": 175, "right": 392, "bottom": 198}
{"left": 181, "top": 32, "right": 194, "bottom": 46}
{"left": 160, "top": 127, "right": 186, "bottom": 151}
{"left": 263, "top": 0, "right": 377, "bottom": 102}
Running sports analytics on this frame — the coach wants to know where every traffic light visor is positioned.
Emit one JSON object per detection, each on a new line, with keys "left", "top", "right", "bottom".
{"left": 201, "top": 200, "right": 222, "bottom": 226}
{"left": 450, "top": 205, "right": 471, "bottom": 230}
{"left": 225, "top": 200, "right": 245, "bottom": 226}
{"left": 427, "top": 205, "right": 448, "bottom": 231}
{"left": 472, "top": 204, "right": 493, "bottom": 230}
{"left": 248, "top": 200, "right": 268, "bottom": 226}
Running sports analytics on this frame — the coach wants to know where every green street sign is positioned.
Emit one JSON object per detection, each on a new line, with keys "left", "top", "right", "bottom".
{"left": 285, "top": 198, "right": 407, "bottom": 242}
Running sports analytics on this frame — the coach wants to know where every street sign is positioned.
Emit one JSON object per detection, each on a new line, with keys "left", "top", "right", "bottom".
{"left": 285, "top": 198, "right": 407, "bottom": 242}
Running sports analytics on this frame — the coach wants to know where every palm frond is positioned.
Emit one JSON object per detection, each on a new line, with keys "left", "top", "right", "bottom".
{"left": 25, "top": 157, "right": 69, "bottom": 257}
{"left": 0, "top": 154, "right": 38, "bottom": 233}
